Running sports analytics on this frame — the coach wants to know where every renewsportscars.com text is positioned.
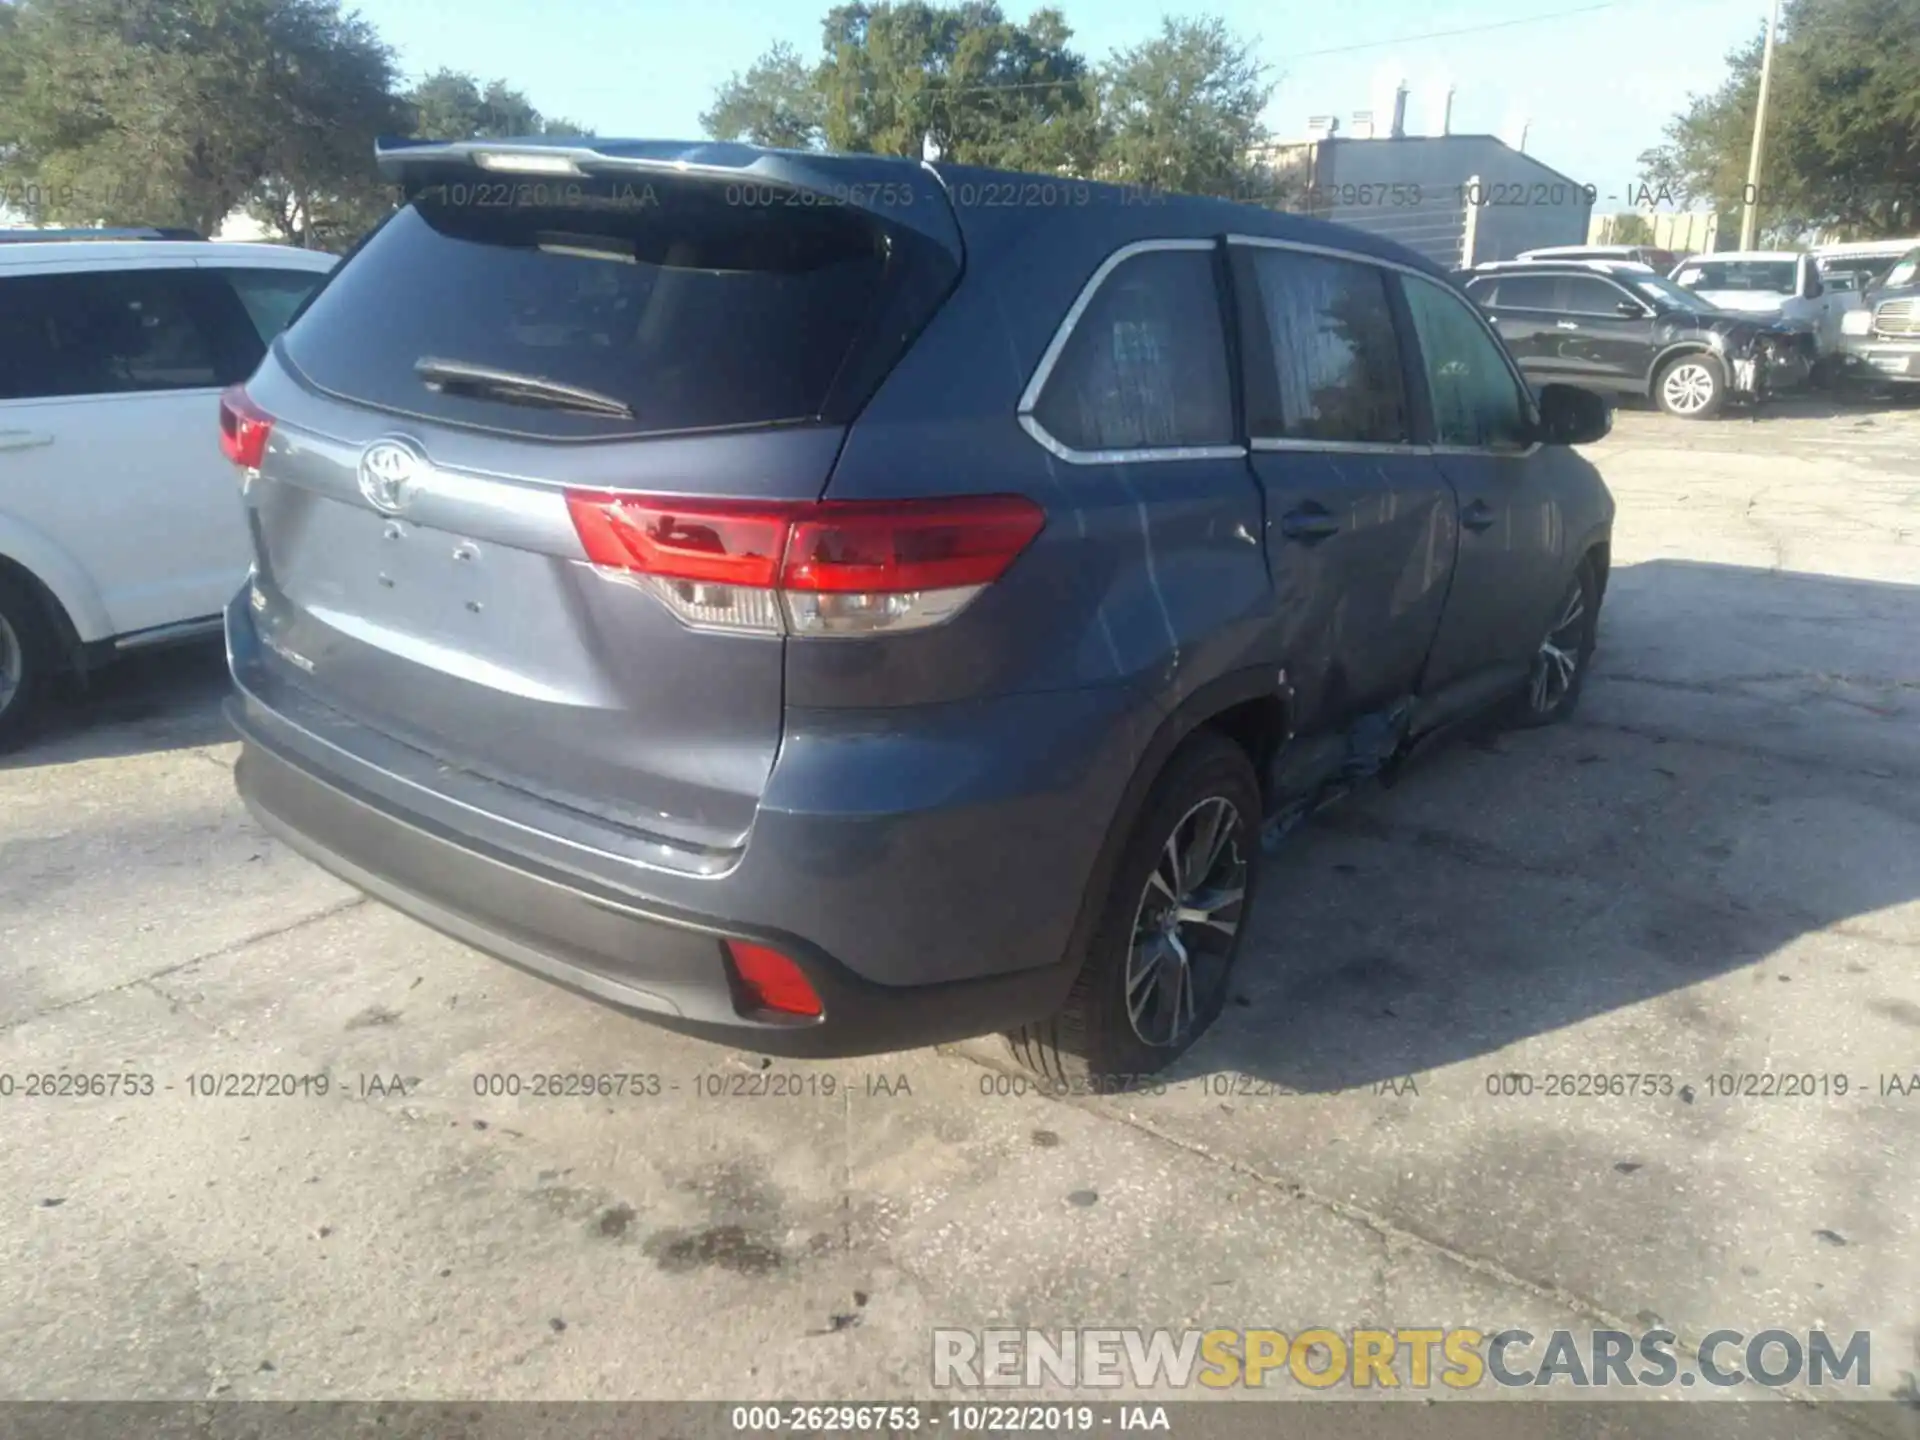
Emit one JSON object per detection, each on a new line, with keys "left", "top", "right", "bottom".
{"left": 931, "top": 1327, "right": 1872, "bottom": 1391}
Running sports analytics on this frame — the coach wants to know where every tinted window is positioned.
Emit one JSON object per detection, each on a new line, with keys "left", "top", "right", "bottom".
{"left": 1237, "top": 249, "right": 1406, "bottom": 445}
{"left": 1400, "top": 276, "right": 1532, "bottom": 450}
{"left": 1032, "top": 247, "right": 1232, "bottom": 452}
{"left": 282, "top": 177, "right": 949, "bottom": 439}
{"left": 0, "top": 269, "right": 229, "bottom": 401}
{"left": 218, "top": 267, "right": 329, "bottom": 343}
{"left": 1562, "top": 276, "right": 1635, "bottom": 314}
{"left": 1489, "top": 274, "right": 1559, "bottom": 309}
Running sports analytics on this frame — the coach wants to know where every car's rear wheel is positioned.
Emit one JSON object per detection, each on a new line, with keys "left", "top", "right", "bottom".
{"left": 0, "top": 573, "right": 53, "bottom": 753}
{"left": 1655, "top": 352, "right": 1727, "bottom": 419}
{"left": 1007, "top": 730, "right": 1261, "bottom": 1083}
{"left": 1508, "top": 557, "right": 1600, "bottom": 728}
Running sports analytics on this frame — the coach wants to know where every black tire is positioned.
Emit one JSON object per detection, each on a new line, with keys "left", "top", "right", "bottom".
{"left": 1006, "top": 729, "right": 1262, "bottom": 1083}
{"left": 0, "top": 571, "right": 54, "bottom": 754}
{"left": 1507, "top": 556, "right": 1600, "bottom": 729}
{"left": 1653, "top": 351, "right": 1727, "bottom": 419}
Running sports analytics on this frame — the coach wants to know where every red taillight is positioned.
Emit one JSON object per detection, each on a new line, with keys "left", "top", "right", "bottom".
{"left": 218, "top": 385, "right": 274, "bottom": 469}
{"left": 725, "top": 940, "right": 823, "bottom": 1018}
{"left": 566, "top": 495, "right": 791, "bottom": 588}
{"left": 564, "top": 492, "right": 1045, "bottom": 637}
{"left": 783, "top": 499, "right": 1046, "bottom": 593}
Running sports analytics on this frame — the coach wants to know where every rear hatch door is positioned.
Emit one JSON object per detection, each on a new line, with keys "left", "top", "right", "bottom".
{"left": 240, "top": 144, "right": 959, "bottom": 858}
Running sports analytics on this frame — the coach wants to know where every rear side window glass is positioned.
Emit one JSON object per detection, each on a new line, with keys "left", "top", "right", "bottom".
{"left": 1031, "top": 247, "right": 1233, "bottom": 453}
{"left": 1399, "top": 275, "right": 1532, "bottom": 450}
{"left": 217, "top": 267, "right": 330, "bottom": 343}
{"left": 280, "top": 179, "right": 929, "bottom": 439}
{"left": 1489, "top": 274, "right": 1559, "bottom": 309}
{"left": 0, "top": 269, "right": 228, "bottom": 401}
{"left": 1238, "top": 248, "right": 1407, "bottom": 444}
{"left": 1561, "top": 276, "right": 1631, "bottom": 314}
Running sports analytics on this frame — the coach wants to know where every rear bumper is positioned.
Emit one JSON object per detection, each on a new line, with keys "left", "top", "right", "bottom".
{"left": 225, "top": 592, "right": 1137, "bottom": 1056}
{"left": 233, "top": 732, "right": 1075, "bottom": 1054}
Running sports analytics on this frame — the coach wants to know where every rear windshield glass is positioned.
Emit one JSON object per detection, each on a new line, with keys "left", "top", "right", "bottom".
{"left": 280, "top": 176, "right": 908, "bottom": 438}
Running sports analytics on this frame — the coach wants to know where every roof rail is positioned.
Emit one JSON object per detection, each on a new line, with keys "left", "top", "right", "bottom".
{"left": 0, "top": 226, "right": 207, "bottom": 244}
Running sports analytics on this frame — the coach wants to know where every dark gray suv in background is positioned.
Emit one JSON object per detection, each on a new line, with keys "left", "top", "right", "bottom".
{"left": 219, "top": 139, "right": 1614, "bottom": 1081}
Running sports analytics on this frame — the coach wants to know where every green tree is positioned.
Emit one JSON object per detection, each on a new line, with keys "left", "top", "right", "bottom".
{"left": 0, "top": 0, "right": 404, "bottom": 240}
{"left": 1096, "top": 17, "right": 1274, "bottom": 199}
{"left": 702, "top": 41, "right": 826, "bottom": 148}
{"left": 710, "top": 3, "right": 1096, "bottom": 173}
{"left": 1610, "top": 212, "right": 1655, "bottom": 244}
{"left": 1638, "top": 0, "right": 1920, "bottom": 239}
{"left": 405, "top": 69, "right": 590, "bottom": 141}
{"left": 702, "top": 5, "right": 1272, "bottom": 191}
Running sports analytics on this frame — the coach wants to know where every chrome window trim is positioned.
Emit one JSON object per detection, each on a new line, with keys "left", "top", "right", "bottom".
{"left": 1250, "top": 437, "right": 1432, "bottom": 456}
{"left": 1432, "top": 442, "right": 1544, "bottom": 459}
{"left": 1016, "top": 238, "right": 1244, "bottom": 465}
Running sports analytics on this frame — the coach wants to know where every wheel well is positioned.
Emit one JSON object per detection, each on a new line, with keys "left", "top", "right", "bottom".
{"left": 1584, "top": 540, "right": 1611, "bottom": 601}
{"left": 1648, "top": 344, "right": 1718, "bottom": 390}
{"left": 1202, "top": 694, "right": 1291, "bottom": 805}
{"left": 0, "top": 555, "right": 82, "bottom": 673}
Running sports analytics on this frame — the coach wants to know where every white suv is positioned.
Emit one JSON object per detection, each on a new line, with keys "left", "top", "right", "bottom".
{"left": 1667, "top": 250, "right": 1857, "bottom": 353}
{"left": 0, "top": 237, "right": 335, "bottom": 746}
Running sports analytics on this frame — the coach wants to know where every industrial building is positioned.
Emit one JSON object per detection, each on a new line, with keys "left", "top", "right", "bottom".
{"left": 1250, "top": 87, "right": 1594, "bottom": 270}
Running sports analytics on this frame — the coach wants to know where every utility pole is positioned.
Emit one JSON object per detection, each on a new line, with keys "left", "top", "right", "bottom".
{"left": 1739, "top": 0, "right": 1783, "bottom": 249}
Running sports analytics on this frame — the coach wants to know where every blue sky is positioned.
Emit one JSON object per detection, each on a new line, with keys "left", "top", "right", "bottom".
{"left": 352, "top": 0, "right": 1768, "bottom": 204}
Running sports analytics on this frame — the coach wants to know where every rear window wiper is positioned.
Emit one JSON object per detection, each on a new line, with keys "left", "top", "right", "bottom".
{"left": 415, "top": 357, "right": 635, "bottom": 419}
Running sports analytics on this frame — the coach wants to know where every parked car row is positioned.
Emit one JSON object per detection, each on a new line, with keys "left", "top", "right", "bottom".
{"left": 1461, "top": 260, "right": 1812, "bottom": 419}
{"left": 1458, "top": 237, "right": 1920, "bottom": 415}
{"left": 0, "top": 140, "right": 1619, "bottom": 1080}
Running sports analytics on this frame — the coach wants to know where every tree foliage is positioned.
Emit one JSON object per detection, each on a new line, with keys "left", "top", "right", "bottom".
{"left": 406, "top": 69, "right": 591, "bottom": 142}
{"left": 0, "top": 0, "right": 593, "bottom": 245}
{"left": 702, "top": 2, "right": 1274, "bottom": 198}
{"left": 1638, "top": 0, "right": 1920, "bottom": 240}
{"left": 1097, "top": 17, "right": 1272, "bottom": 198}
{"left": 702, "top": 41, "right": 828, "bottom": 150}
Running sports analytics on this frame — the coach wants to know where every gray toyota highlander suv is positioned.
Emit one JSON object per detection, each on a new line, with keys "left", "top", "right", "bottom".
{"left": 220, "top": 138, "right": 1614, "bottom": 1080}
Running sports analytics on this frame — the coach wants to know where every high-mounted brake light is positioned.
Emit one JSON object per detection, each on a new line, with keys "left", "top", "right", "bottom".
{"left": 725, "top": 940, "right": 823, "bottom": 1018}
{"left": 564, "top": 493, "right": 1045, "bottom": 638}
{"left": 472, "top": 150, "right": 584, "bottom": 176}
{"left": 218, "top": 385, "right": 274, "bottom": 470}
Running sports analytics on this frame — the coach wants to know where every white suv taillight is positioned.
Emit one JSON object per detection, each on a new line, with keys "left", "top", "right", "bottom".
{"left": 563, "top": 493, "right": 1046, "bottom": 637}
{"left": 218, "top": 385, "right": 275, "bottom": 470}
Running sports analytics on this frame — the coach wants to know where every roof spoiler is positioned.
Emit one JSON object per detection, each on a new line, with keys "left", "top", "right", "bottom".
{"left": 372, "top": 136, "right": 963, "bottom": 257}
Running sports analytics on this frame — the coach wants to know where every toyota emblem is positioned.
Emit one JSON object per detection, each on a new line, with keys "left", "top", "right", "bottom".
{"left": 358, "top": 438, "right": 426, "bottom": 515}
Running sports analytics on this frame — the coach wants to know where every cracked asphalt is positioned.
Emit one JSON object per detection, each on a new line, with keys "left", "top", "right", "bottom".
{"left": 2, "top": 399, "right": 1917, "bottom": 1418}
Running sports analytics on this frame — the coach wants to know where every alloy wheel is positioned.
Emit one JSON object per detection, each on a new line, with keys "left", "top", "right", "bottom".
{"left": 1528, "top": 579, "right": 1587, "bottom": 714}
{"left": 1661, "top": 362, "right": 1717, "bottom": 415}
{"left": 0, "top": 610, "right": 21, "bottom": 717}
{"left": 1124, "top": 795, "right": 1248, "bottom": 1048}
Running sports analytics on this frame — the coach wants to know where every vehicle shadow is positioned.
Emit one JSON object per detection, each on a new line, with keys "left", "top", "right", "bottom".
{"left": 0, "top": 638, "right": 233, "bottom": 771}
{"left": 1178, "top": 557, "right": 1920, "bottom": 1093}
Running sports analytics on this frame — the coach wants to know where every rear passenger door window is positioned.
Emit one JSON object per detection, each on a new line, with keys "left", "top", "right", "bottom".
{"left": 1399, "top": 275, "right": 1534, "bottom": 451}
{"left": 1026, "top": 244, "right": 1234, "bottom": 455}
{"left": 0, "top": 268, "right": 235, "bottom": 401}
{"left": 1234, "top": 248, "right": 1409, "bottom": 445}
{"left": 1561, "top": 276, "right": 1633, "bottom": 316}
{"left": 1486, "top": 273, "right": 1560, "bottom": 310}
